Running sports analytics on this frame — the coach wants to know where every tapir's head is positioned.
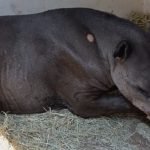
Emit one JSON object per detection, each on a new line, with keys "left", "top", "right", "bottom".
{"left": 110, "top": 29, "right": 150, "bottom": 118}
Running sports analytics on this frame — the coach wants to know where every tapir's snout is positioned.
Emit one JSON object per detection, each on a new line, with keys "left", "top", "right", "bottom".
{"left": 123, "top": 84, "right": 150, "bottom": 119}
{"left": 132, "top": 97, "right": 150, "bottom": 119}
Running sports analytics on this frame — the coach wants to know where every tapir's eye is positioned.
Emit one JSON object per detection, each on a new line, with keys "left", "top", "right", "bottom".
{"left": 114, "top": 40, "right": 131, "bottom": 61}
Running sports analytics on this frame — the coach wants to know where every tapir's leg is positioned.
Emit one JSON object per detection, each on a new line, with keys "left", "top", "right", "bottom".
{"left": 66, "top": 94, "right": 143, "bottom": 118}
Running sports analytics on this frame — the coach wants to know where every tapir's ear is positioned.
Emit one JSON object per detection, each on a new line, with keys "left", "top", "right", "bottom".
{"left": 113, "top": 40, "right": 131, "bottom": 62}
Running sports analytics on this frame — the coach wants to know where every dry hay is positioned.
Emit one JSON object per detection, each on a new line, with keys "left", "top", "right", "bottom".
{"left": 0, "top": 12, "right": 150, "bottom": 150}
{"left": 0, "top": 110, "right": 149, "bottom": 150}
{"left": 129, "top": 11, "right": 150, "bottom": 31}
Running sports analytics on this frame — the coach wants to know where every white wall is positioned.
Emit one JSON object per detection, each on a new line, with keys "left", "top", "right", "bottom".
{"left": 0, "top": 0, "right": 144, "bottom": 18}
{"left": 143, "top": 0, "right": 150, "bottom": 13}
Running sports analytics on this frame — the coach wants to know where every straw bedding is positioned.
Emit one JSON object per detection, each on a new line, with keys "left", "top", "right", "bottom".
{"left": 0, "top": 110, "right": 150, "bottom": 150}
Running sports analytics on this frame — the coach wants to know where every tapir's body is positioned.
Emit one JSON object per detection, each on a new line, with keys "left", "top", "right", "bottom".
{"left": 0, "top": 8, "right": 149, "bottom": 118}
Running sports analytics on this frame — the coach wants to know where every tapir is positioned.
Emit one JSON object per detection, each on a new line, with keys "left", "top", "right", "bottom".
{"left": 0, "top": 8, "right": 149, "bottom": 119}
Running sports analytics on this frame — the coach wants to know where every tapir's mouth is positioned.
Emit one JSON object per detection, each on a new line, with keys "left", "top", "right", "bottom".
{"left": 112, "top": 75, "right": 150, "bottom": 119}
{"left": 118, "top": 81, "right": 150, "bottom": 119}
{"left": 132, "top": 99, "right": 150, "bottom": 117}
{"left": 129, "top": 85, "right": 150, "bottom": 118}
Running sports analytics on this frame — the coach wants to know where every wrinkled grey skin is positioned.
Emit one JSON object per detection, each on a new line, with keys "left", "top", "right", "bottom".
{"left": 0, "top": 8, "right": 149, "bottom": 118}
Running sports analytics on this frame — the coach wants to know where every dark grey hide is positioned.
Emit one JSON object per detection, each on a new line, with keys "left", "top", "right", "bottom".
{"left": 0, "top": 8, "right": 149, "bottom": 119}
